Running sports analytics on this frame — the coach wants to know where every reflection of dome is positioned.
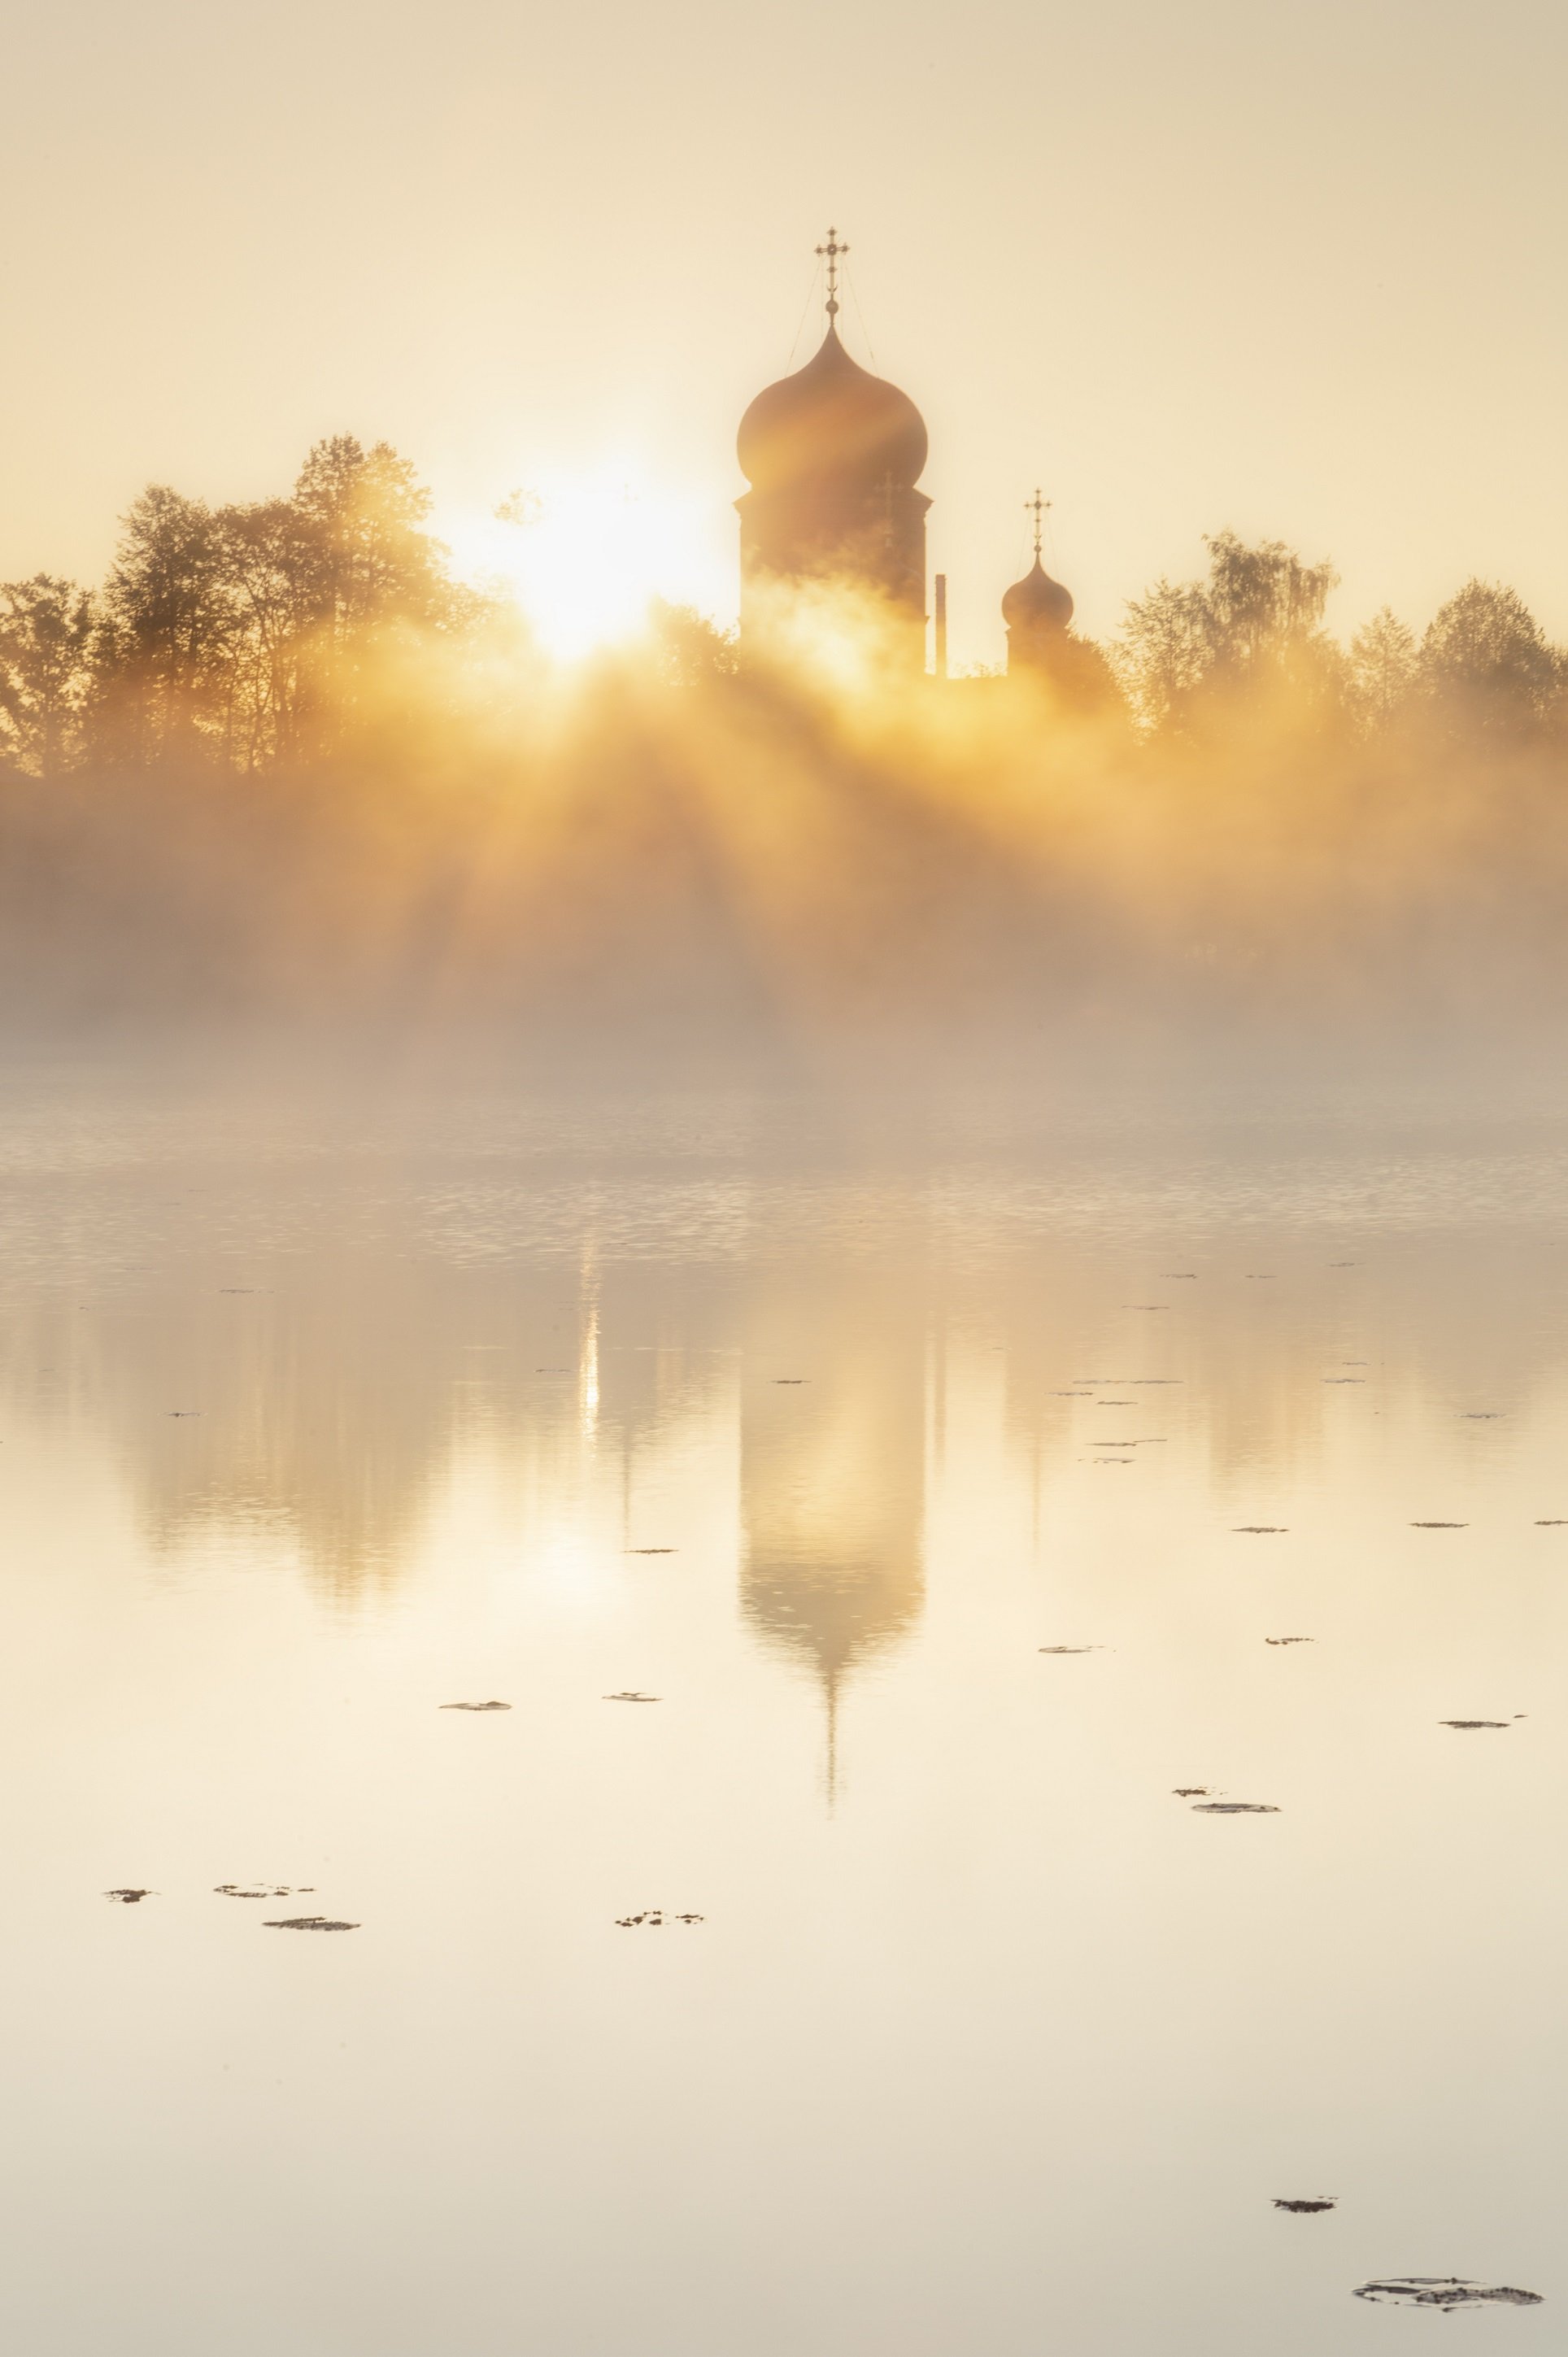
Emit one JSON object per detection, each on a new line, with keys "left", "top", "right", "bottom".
{"left": 1002, "top": 554, "right": 1074, "bottom": 633}
{"left": 737, "top": 323, "right": 928, "bottom": 494}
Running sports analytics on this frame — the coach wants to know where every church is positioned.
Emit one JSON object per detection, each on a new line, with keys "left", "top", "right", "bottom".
{"left": 734, "top": 229, "right": 1091, "bottom": 694}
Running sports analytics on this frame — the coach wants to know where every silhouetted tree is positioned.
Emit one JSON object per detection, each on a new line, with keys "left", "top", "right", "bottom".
{"left": 1421, "top": 579, "right": 1561, "bottom": 737}
{"left": 0, "top": 575, "right": 97, "bottom": 777}
{"left": 1115, "top": 577, "right": 1211, "bottom": 730}
{"left": 1117, "top": 533, "right": 1341, "bottom": 734}
{"left": 95, "top": 488, "right": 234, "bottom": 761}
{"left": 1348, "top": 607, "right": 1419, "bottom": 734}
{"left": 650, "top": 599, "right": 739, "bottom": 685}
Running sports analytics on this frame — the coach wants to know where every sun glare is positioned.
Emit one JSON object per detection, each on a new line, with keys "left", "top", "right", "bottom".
{"left": 445, "top": 462, "right": 729, "bottom": 662}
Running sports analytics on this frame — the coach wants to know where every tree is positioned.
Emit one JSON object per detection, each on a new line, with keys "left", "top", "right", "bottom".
{"left": 0, "top": 575, "right": 96, "bottom": 777}
{"left": 1117, "top": 532, "right": 1340, "bottom": 734}
{"left": 1421, "top": 579, "right": 1560, "bottom": 736}
{"left": 96, "top": 487, "right": 234, "bottom": 760}
{"left": 1116, "top": 578, "right": 1213, "bottom": 730}
{"left": 1348, "top": 607, "right": 1419, "bottom": 734}
{"left": 649, "top": 599, "right": 739, "bottom": 685}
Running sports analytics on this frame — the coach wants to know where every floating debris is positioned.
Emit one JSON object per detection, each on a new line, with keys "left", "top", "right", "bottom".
{"left": 614, "top": 1910, "right": 703, "bottom": 1928}
{"left": 264, "top": 1915, "right": 359, "bottom": 1932}
{"left": 1265, "top": 1636, "right": 1315, "bottom": 1646}
{"left": 104, "top": 1888, "right": 154, "bottom": 1904}
{"left": 1161, "top": 1274, "right": 1198, "bottom": 1280}
{"left": 1172, "top": 1787, "right": 1212, "bottom": 1797}
{"left": 1039, "top": 1645, "right": 1101, "bottom": 1655}
{"left": 1535, "top": 1518, "right": 1568, "bottom": 1526}
{"left": 439, "top": 1700, "right": 511, "bottom": 1712}
{"left": 215, "top": 1883, "right": 303, "bottom": 1898}
{"left": 772, "top": 1378, "right": 808, "bottom": 1385}
{"left": 1411, "top": 1521, "right": 1467, "bottom": 1528}
{"left": 1274, "top": 2197, "right": 1336, "bottom": 2214}
{"left": 167, "top": 1410, "right": 201, "bottom": 1418}
{"left": 1126, "top": 1305, "right": 1169, "bottom": 1311}
{"left": 1461, "top": 1412, "right": 1500, "bottom": 1420}
{"left": 1353, "top": 2281, "right": 1542, "bottom": 2310}
{"left": 1234, "top": 1525, "right": 1287, "bottom": 1534}
{"left": 1192, "top": 1801, "right": 1279, "bottom": 1814}
{"left": 604, "top": 1692, "right": 660, "bottom": 1702}
{"left": 1440, "top": 1719, "right": 1511, "bottom": 1731}
{"left": 625, "top": 1547, "right": 676, "bottom": 1554}
{"left": 1323, "top": 1377, "right": 1365, "bottom": 1384}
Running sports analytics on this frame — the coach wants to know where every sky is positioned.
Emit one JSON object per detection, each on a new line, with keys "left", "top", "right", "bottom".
{"left": 4, "top": 0, "right": 1567, "bottom": 670}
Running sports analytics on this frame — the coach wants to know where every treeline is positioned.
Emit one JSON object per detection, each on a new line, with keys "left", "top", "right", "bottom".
{"left": 0, "top": 437, "right": 486, "bottom": 778}
{"left": 2, "top": 437, "right": 1566, "bottom": 777}
{"left": 1114, "top": 531, "right": 1565, "bottom": 743}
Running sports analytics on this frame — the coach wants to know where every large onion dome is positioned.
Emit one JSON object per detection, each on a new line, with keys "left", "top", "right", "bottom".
{"left": 738, "top": 322, "right": 928, "bottom": 494}
{"left": 1002, "top": 554, "right": 1074, "bottom": 633}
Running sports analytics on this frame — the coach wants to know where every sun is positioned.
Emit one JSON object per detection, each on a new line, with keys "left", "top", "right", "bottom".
{"left": 444, "top": 460, "right": 730, "bottom": 661}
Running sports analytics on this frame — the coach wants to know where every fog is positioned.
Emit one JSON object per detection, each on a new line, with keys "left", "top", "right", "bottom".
{"left": 5, "top": 606, "right": 1568, "bottom": 1098}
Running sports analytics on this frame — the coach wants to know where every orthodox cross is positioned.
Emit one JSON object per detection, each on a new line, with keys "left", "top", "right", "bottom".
{"left": 1026, "top": 488, "right": 1051, "bottom": 561}
{"left": 817, "top": 227, "right": 849, "bottom": 320}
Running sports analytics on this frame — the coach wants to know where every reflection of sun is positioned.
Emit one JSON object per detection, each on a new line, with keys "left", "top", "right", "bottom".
{"left": 444, "top": 461, "right": 727, "bottom": 661}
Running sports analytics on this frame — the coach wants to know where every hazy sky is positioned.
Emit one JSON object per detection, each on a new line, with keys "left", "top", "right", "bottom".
{"left": 5, "top": 0, "right": 1566, "bottom": 667}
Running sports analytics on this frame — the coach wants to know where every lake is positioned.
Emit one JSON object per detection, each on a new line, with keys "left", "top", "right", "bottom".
{"left": 0, "top": 1062, "right": 1561, "bottom": 2354}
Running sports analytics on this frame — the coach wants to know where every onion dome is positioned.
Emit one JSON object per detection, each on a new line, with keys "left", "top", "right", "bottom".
{"left": 1002, "top": 553, "right": 1074, "bottom": 633}
{"left": 738, "top": 322, "right": 928, "bottom": 494}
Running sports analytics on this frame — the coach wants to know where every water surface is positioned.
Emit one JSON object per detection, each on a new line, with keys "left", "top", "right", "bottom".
{"left": 1, "top": 1070, "right": 1562, "bottom": 2355}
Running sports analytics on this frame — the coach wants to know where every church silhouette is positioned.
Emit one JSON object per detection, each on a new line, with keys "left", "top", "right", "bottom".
{"left": 735, "top": 229, "right": 1087, "bottom": 692}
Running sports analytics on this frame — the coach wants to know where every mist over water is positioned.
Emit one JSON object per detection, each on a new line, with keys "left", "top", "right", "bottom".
{"left": 6, "top": 643, "right": 1568, "bottom": 1095}
{"left": 6, "top": 451, "right": 1568, "bottom": 2353}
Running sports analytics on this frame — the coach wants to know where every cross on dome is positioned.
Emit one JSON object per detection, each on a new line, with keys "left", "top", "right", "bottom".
{"left": 1026, "top": 487, "right": 1052, "bottom": 561}
{"left": 815, "top": 227, "right": 849, "bottom": 320}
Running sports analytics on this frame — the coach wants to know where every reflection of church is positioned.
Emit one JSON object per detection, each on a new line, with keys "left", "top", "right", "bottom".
{"left": 736, "top": 229, "right": 1100, "bottom": 695}
{"left": 738, "top": 1261, "right": 928, "bottom": 1799}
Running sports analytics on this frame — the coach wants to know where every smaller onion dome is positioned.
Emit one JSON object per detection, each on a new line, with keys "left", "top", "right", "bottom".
{"left": 1002, "top": 554, "right": 1074, "bottom": 633}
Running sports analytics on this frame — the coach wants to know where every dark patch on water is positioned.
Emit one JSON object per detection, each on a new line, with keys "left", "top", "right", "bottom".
{"left": 440, "top": 1700, "right": 511, "bottom": 1711}
{"left": 1172, "top": 1787, "right": 1212, "bottom": 1797}
{"left": 1039, "top": 1645, "right": 1101, "bottom": 1654}
{"left": 604, "top": 1692, "right": 660, "bottom": 1701}
{"left": 1353, "top": 2280, "right": 1542, "bottom": 2310}
{"left": 1411, "top": 1521, "right": 1467, "bottom": 1528}
{"left": 615, "top": 1910, "right": 703, "bottom": 1928}
{"left": 625, "top": 1547, "right": 676, "bottom": 1553}
{"left": 1274, "top": 2197, "right": 1336, "bottom": 2213}
{"left": 1266, "top": 1636, "right": 1314, "bottom": 1645}
{"left": 216, "top": 1883, "right": 305, "bottom": 1897}
{"left": 1234, "top": 1525, "right": 1287, "bottom": 1533}
{"left": 1441, "top": 1719, "right": 1511, "bottom": 1730}
{"left": 264, "top": 1915, "right": 359, "bottom": 1931}
{"left": 1193, "top": 1801, "right": 1279, "bottom": 1814}
{"left": 104, "top": 1888, "right": 153, "bottom": 1903}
